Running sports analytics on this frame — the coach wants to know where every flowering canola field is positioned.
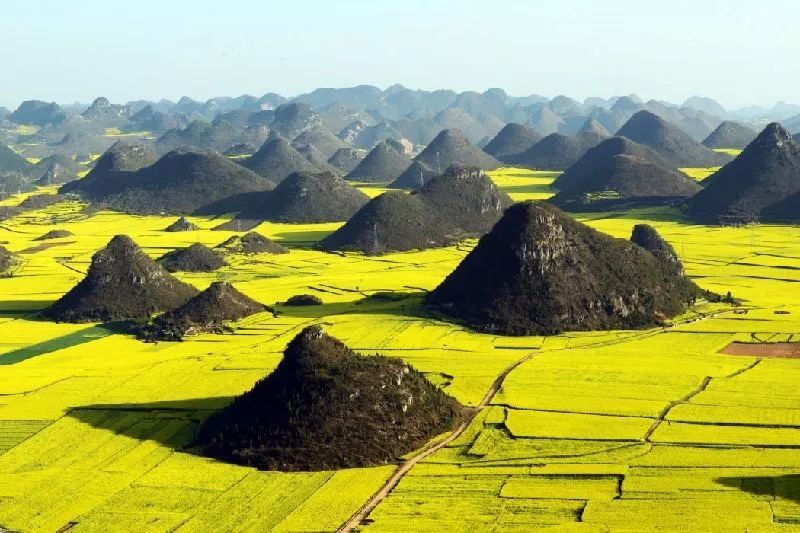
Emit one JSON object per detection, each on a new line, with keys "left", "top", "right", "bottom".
{"left": 0, "top": 170, "right": 799, "bottom": 531}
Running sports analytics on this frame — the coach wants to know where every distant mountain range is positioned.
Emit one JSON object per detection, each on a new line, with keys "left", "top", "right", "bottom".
{"left": 7, "top": 87, "right": 800, "bottom": 153}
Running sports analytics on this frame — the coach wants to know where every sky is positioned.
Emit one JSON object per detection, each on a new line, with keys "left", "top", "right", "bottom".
{"left": 2, "top": 0, "right": 798, "bottom": 110}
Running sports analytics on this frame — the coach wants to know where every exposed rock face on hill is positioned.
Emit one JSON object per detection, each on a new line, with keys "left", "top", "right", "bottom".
{"left": 233, "top": 171, "right": 369, "bottom": 223}
{"left": 688, "top": 123, "right": 800, "bottom": 223}
{"left": 702, "top": 121, "right": 758, "bottom": 149}
{"left": 505, "top": 131, "right": 606, "bottom": 170}
{"left": 164, "top": 216, "right": 199, "bottom": 232}
{"left": 482, "top": 123, "right": 543, "bottom": 160}
{"left": 61, "top": 141, "right": 157, "bottom": 196}
{"left": 616, "top": 111, "right": 731, "bottom": 167}
{"left": 194, "top": 325, "right": 464, "bottom": 470}
{"left": 137, "top": 281, "right": 266, "bottom": 341}
{"left": 0, "top": 144, "right": 31, "bottom": 173}
{"left": 242, "top": 138, "right": 320, "bottom": 183}
{"left": 319, "top": 165, "right": 512, "bottom": 254}
{"left": 327, "top": 147, "right": 366, "bottom": 173}
{"left": 66, "top": 148, "right": 274, "bottom": 215}
{"left": 345, "top": 140, "right": 413, "bottom": 183}
{"left": 551, "top": 137, "right": 701, "bottom": 210}
{"left": 8, "top": 100, "right": 67, "bottom": 126}
{"left": 43, "top": 235, "right": 198, "bottom": 322}
{"left": 427, "top": 201, "right": 700, "bottom": 335}
{"left": 157, "top": 243, "right": 226, "bottom": 272}
{"left": 217, "top": 232, "right": 289, "bottom": 255}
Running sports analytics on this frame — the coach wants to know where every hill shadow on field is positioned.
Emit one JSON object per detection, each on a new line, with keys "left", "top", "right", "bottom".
{"left": 0, "top": 299, "right": 55, "bottom": 317}
{"left": 270, "top": 228, "right": 336, "bottom": 247}
{"left": 0, "top": 323, "right": 114, "bottom": 365}
{"left": 66, "top": 396, "right": 238, "bottom": 451}
{"left": 716, "top": 475, "right": 800, "bottom": 502}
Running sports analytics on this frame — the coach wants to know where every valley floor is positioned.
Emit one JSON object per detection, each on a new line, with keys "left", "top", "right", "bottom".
{"left": 0, "top": 170, "right": 799, "bottom": 531}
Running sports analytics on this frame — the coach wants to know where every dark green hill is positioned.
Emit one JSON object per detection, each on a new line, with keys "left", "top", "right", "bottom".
{"left": 688, "top": 123, "right": 800, "bottom": 223}
{"left": 28, "top": 154, "right": 79, "bottom": 180}
{"left": 232, "top": 171, "right": 369, "bottom": 223}
{"left": 616, "top": 110, "right": 731, "bottom": 167}
{"left": 164, "top": 216, "right": 199, "bottom": 232}
{"left": 69, "top": 149, "right": 275, "bottom": 215}
{"left": 43, "top": 235, "right": 198, "bottom": 322}
{"left": 702, "top": 121, "right": 758, "bottom": 149}
{"left": 505, "top": 131, "right": 606, "bottom": 170}
{"left": 482, "top": 123, "right": 543, "bottom": 160}
{"left": 327, "top": 147, "right": 366, "bottom": 173}
{"left": 292, "top": 126, "right": 349, "bottom": 159}
{"left": 157, "top": 243, "right": 226, "bottom": 272}
{"left": 8, "top": 100, "right": 67, "bottom": 126}
{"left": 242, "top": 138, "right": 320, "bottom": 183}
{"left": 427, "top": 201, "right": 700, "bottom": 335}
{"left": 319, "top": 165, "right": 512, "bottom": 254}
{"left": 194, "top": 325, "right": 464, "bottom": 471}
{"left": 217, "top": 232, "right": 289, "bottom": 255}
{"left": 0, "top": 144, "right": 31, "bottom": 173}
{"left": 409, "top": 129, "right": 500, "bottom": 174}
{"left": 389, "top": 160, "right": 438, "bottom": 189}
{"left": 345, "top": 140, "right": 412, "bottom": 183}
{"left": 138, "top": 281, "right": 266, "bottom": 342}
{"left": 61, "top": 141, "right": 157, "bottom": 196}
{"left": 551, "top": 136, "right": 700, "bottom": 210}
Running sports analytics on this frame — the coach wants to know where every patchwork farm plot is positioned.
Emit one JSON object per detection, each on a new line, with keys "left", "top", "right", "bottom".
{"left": 0, "top": 169, "right": 800, "bottom": 531}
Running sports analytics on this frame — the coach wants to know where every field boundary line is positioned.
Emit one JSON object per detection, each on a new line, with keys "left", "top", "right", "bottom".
{"left": 643, "top": 376, "right": 712, "bottom": 442}
{"left": 339, "top": 306, "right": 742, "bottom": 531}
{"left": 337, "top": 351, "right": 535, "bottom": 532}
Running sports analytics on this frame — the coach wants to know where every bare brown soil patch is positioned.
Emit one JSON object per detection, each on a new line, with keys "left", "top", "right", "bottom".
{"left": 721, "top": 342, "right": 800, "bottom": 358}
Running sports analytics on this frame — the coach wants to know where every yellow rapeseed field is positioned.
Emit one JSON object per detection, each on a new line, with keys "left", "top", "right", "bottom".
{"left": 0, "top": 169, "right": 799, "bottom": 530}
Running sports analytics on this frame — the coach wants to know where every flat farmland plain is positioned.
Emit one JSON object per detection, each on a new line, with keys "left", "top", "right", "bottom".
{"left": 0, "top": 170, "right": 799, "bottom": 531}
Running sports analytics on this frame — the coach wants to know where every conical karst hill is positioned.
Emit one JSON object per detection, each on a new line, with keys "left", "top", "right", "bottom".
{"left": 319, "top": 165, "right": 512, "bottom": 254}
{"left": 138, "top": 281, "right": 266, "bottom": 341}
{"left": 427, "top": 201, "right": 700, "bottom": 335}
{"left": 194, "top": 325, "right": 464, "bottom": 470}
{"left": 43, "top": 235, "right": 198, "bottom": 322}
{"left": 688, "top": 123, "right": 800, "bottom": 223}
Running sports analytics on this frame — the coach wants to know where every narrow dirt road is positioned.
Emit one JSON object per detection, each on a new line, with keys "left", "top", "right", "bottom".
{"left": 338, "top": 351, "right": 535, "bottom": 532}
{"left": 339, "top": 308, "right": 737, "bottom": 531}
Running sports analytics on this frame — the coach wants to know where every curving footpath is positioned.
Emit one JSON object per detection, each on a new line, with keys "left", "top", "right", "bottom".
{"left": 338, "top": 351, "right": 535, "bottom": 532}
{"left": 338, "top": 306, "right": 738, "bottom": 531}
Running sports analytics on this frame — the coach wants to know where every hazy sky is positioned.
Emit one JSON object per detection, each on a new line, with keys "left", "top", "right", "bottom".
{"left": 2, "top": 0, "right": 798, "bottom": 110}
